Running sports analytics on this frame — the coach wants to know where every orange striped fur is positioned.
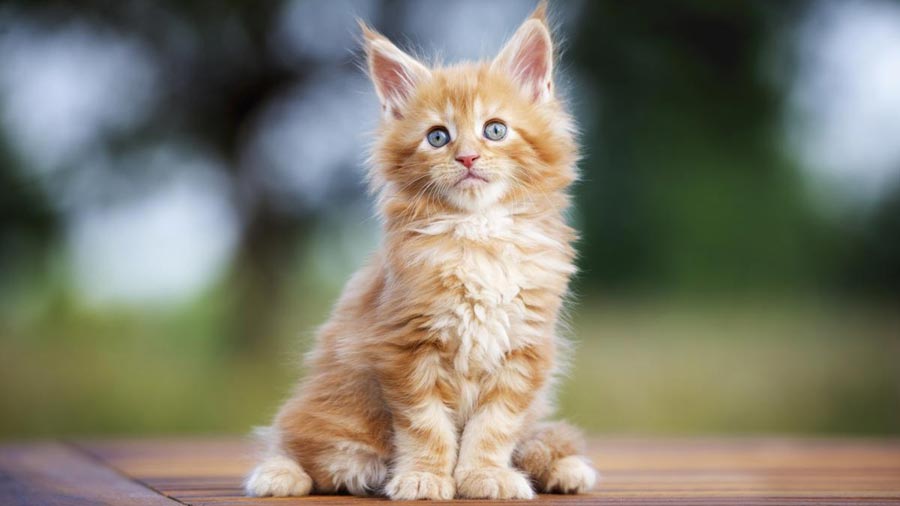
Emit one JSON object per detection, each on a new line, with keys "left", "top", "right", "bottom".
{"left": 245, "top": 2, "right": 596, "bottom": 500}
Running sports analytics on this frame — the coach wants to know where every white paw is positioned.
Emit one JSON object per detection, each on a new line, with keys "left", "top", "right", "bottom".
{"left": 545, "top": 456, "right": 597, "bottom": 494}
{"left": 244, "top": 455, "right": 313, "bottom": 497}
{"left": 456, "top": 467, "right": 535, "bottom": 500}
{"left": 385, "top": 471, "right": 455, "bottom": 500}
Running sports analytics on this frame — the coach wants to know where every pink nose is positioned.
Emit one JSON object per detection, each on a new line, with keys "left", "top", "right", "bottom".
{"left": 455, "top": 153, "right": 480, "bottom": 169}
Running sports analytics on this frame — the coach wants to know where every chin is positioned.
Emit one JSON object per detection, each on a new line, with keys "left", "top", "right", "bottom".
{"left": 445, "top": 180, "right": 508, "bottom": 212}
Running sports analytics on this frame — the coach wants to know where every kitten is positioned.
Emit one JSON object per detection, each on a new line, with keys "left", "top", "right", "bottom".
{"left": 245, "top": 3, "right": 596, "bottom": 500}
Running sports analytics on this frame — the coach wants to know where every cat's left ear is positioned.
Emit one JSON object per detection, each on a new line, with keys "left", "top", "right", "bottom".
{"left": 492, "top": 2, "right": 554, "bottom": 103}
{"left": 360, "top": 21, "right": 431, "bottom": 119}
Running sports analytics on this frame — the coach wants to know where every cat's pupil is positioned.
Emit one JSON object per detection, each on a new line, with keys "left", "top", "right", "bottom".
{"left": 484, "top": 121, "right": 507, "bottom": 141}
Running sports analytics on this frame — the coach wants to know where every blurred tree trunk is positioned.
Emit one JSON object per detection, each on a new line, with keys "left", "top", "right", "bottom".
{"left": 226, "top": 201, "right": 309, "bottom": 354}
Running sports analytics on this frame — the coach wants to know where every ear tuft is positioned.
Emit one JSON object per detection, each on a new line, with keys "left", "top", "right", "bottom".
{"left": 357, "top": 19, "right": 380, "bottom": 45}
{"left": 360, "top": 22, "right": 430, "bottom": 119}
{"left": 492, "top": 4, "right": 554, "bottom": 103}
{"left": 530, "top": 0, "right": 549, "bottom": 24}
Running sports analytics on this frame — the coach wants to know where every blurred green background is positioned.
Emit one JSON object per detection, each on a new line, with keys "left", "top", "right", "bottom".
{"left": 1, "top": 0, "right": 898, "bottom": 438}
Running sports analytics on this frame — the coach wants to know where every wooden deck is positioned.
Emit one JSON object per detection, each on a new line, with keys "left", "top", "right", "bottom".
{"left": 2, "top": 437, "right": 900, "bottom": 505}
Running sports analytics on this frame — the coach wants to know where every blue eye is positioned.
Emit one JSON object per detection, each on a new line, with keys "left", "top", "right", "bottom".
{"left": 427, "top": 127, "right": 450, "bottom": 147}
{"left": 483, "top": 120, "right": 507, "bottom": 141}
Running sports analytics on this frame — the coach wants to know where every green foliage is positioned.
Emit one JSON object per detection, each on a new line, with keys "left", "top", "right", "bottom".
{"left": 0, "top": 1, "right": 897, "bottom": 437}
{"left": 2, "top": 293, "right": 897, "bottom": 437}
{"left": 570, "top": 1, "right": 831, "bottom": 294}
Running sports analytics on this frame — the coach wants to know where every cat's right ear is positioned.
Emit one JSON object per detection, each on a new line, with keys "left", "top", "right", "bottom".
{"left": 359, "top": 21, "right": 430, "bottom": 119}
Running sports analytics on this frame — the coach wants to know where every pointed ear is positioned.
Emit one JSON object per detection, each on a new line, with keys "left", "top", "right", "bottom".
{"left": 359, "top": 21, "right": 430, "bottom": 119}
{"left": 491, "top": 3, "right": 554, "bottom": 102}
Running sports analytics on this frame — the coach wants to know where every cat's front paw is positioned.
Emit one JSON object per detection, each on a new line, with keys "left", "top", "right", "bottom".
{"left": 544, "top": 456, "right": 597, "bottom": 494}
{"left": 385, "top": 471, "right": 455, "bottom": 500}
{"left": 455, "top": 466, "right": 535, "bottom": 500}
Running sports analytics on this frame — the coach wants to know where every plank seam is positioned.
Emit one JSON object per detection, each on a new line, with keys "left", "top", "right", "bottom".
{"left": 65, "top": 440, "right": 190, "bottom": 506}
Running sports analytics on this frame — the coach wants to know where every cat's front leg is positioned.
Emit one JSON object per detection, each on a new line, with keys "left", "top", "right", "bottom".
{"left": 454, "top": 408, "right": 534, "bottom": 500}
{"left": 454, "top": 347, "right": 547, "bottom": 500}
{"left": 385, "top": 414, "right": 457, "bottom": 500}
{"left": 378, "top": 345, "right": 457, "bottom": 500}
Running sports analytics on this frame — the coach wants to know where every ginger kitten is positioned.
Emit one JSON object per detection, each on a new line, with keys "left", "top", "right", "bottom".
{"left": 245, "top": 3, "right": 596, "bottom": 500}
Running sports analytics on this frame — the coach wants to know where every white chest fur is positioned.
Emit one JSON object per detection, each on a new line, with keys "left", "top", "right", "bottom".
{"left": 409, "top": 208, "right": 573, "bottom": 374}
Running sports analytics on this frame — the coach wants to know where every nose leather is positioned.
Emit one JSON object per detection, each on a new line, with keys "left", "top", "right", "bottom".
{"left": 456, "top": 153, "right": 480, "bottom": 169}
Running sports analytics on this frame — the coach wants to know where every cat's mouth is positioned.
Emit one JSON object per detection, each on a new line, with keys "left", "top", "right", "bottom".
{"left": 455, "top": 170, "right": 489, "bottom": 187}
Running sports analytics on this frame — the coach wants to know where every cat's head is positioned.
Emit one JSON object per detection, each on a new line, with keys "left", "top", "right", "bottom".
{"left": 362, "top": 3, "right": 577, "bottom": 216}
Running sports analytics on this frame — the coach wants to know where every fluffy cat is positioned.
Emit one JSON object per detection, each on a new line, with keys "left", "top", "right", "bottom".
{"left": 245, "top": 3, "right": 596, "bottom": 500}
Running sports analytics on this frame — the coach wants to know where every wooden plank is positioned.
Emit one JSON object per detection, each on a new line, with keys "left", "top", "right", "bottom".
{"left": 72, "top": 437, "right": 900, "bottom": 505}
{"left": 0, "top": 441, "right": 178, "bottom": 506}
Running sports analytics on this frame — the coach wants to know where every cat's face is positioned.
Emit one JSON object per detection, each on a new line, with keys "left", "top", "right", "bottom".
{"left": 363, "top": 6, "right": 576, "bottom": 213}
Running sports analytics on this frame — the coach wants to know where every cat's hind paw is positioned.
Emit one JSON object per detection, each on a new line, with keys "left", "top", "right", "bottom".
{"left": 244, "top": 455, "right": 313, "bottom": 497}
{"left": 456, "top": 466, "right": 535, "bottom": 500}
{"left": 544, "top": 455, "right": 597, "bottom": 494}
{"left": 385, "top": 471, "right": 455, "bottom": 500}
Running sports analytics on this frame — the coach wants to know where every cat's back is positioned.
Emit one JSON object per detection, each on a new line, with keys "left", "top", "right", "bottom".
{"left": 306, "top": 253, "right": 388, "bottom": 363}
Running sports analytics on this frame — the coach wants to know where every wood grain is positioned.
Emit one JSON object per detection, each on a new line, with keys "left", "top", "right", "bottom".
{"left": 0, "top": 441, "right": 178, "bottom": 506}
{"left": 4, "top": 437, "right": 900, "bottom": 505}
{"left": 77, "top": 436, "right": 900, "bottom": 505}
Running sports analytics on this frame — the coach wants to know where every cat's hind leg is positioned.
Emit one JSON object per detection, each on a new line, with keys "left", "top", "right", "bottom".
{"left": 273, "top": 370, "right": 393, "bottom": 496}
{"left": 513, "top": 421, "right": 598, "bottom": 494}
{"left": 300, "top": 438, "right": 389, "bottom": 496}
{"left": 245, "top": 422, "right": 390, "bottom": 497}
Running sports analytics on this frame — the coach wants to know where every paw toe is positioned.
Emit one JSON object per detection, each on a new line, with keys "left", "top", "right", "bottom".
{"left": 386, "top": 471, "right": 454, "bottom": 500}
{"left": 456, "top": 467, "right": 535, "bottom": 500}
